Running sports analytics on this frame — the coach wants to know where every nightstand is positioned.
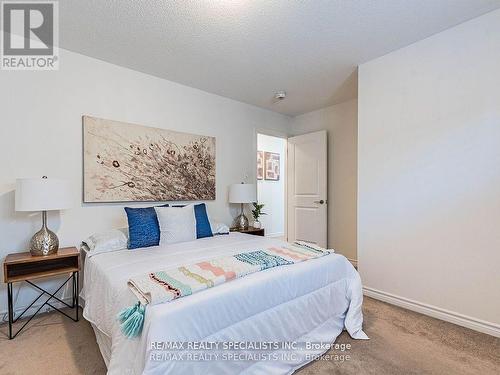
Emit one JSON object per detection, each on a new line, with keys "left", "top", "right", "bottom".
{"left": 3, "top": 247, "right": 80, "bottom": 339}
{"left": 230, "top": 226, "right": 265, "bottom": 236}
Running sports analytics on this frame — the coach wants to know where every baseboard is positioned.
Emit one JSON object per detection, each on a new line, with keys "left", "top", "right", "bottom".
{"left": 265, "top": 232, "right": 285, "bottom": 238}
{"left": 1, "top": 295, "right": 77, "bottom": 324}
{"left": 363, "top": 287, "right": 500, "bottom": 338}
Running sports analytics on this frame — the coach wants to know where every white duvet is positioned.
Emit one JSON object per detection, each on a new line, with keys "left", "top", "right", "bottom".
{"left": 81, "top": 233, "right": 368, "bottom": 375}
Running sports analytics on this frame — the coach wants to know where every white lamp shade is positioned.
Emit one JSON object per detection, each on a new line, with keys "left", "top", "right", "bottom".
{"left": 15, "top": 178, "right": 72, "bottom": 211}
{"left": 229, "top": 183, "right": 256, "bottom": 203}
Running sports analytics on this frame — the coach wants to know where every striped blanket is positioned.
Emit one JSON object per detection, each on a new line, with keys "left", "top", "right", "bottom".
{"left": 128, "top": 241, "right": 331, "bottom": 306}
{"left": 118, "top": 241, "right": 331, "bottom": 337}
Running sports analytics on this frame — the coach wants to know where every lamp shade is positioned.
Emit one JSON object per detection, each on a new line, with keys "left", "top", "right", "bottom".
{"left": 15, "top": 177, "right": 72, "bottom": 211}
{"left": 229, "top": 183, "right": 256, "bottom": 203}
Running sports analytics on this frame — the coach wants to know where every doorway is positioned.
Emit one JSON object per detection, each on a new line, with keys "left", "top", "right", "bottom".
{"left": 256, "top": 133, "right": 286, "bottom": 239}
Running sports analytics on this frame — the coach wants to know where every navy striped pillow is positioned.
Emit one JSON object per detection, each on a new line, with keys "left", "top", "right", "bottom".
{"left": 125, "top": 204, "right": 169, "bottom": 249}
{"left": 193, "top": 203, "right": 213, "bottom": 239}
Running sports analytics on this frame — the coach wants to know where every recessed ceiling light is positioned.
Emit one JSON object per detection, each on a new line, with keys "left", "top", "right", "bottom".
{"left": 274, "top": 91, "right": 286, "bottom": 101}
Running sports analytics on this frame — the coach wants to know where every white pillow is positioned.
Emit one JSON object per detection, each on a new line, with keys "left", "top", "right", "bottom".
{"left": 82, "top": 228, "right": 128, "bottom": 256}
{"left": 155, "top": 205, "right": 196, "bottom": 245}
{"left": 211, "top": 222, "right": 230, "bottom": 235}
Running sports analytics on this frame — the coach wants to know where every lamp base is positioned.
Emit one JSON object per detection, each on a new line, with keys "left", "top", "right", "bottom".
{"left": 234, "top": 213, "right": 249, "bottom": 230}
{"left": 29, "top": 211, "right": 59, "bottom": 256}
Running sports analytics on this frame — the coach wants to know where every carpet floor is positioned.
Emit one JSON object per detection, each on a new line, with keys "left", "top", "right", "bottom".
{"left": 0, "top": 297, "right": 498, "bottom": 375}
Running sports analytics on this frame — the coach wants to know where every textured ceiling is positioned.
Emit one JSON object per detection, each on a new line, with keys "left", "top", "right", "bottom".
{"left": 58, "top": 0, "right": 500, "bottom": 116}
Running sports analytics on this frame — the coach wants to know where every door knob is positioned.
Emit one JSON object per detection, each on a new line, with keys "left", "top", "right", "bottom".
{"left": 314, "top": 200, "right": 325, "bottom": 204}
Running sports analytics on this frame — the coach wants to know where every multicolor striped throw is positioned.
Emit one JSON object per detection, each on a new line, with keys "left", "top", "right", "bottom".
{"left": 118, "top": 241, "right": 331, "bottom": 337}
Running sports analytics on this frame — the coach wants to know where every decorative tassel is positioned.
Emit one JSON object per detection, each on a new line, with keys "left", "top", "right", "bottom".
{"left": 117, "top": 302, "right": 139, "bottom": 323}
{"left": 119, "top": 303, "right": 145, "bottom": 338}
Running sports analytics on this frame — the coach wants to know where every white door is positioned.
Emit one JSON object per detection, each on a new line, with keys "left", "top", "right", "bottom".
{"left": 287, "top": 131, "right": 327, "bottom": 247}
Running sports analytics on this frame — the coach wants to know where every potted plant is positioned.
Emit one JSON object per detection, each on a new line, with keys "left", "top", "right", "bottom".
{"left": 251, "top": 202, "right": 266, "bottom": 229}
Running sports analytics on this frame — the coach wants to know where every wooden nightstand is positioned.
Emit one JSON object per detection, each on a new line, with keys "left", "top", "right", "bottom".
{"left": 230, "top": 226, "right": 265, "bottom": 236}
{"left": 3, "top": 247, "right": 80, "bottom": 339}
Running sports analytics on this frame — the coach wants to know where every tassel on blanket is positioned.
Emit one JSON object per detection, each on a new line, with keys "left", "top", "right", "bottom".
{"left": 117, "top": 302, "right": 139, "bottom": 323}
{"left": 117, "top": 302, "right": 145, "bottom": 338}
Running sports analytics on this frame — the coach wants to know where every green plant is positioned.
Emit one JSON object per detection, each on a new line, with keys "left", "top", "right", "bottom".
{"left": 251, "top": 202, "right": 266, "bottom": 221}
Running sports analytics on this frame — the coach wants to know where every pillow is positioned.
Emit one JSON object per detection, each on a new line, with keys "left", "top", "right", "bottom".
{"left": 211, "top": 222, "right": 230, "bottom": 235}
{"left": 193, "top": 203, "right": 213, "bottom": 239}
{"left": 125, "top": 205, "right": 168, "bottom": 249}
{"left": 155, "top": 205, "right": 196, "bottom": 245}
{"left": 82, "top": 228, "right": 128, "bottom": 256}
{"left": 170, "top": 203, "right": 213, "bottom": 238}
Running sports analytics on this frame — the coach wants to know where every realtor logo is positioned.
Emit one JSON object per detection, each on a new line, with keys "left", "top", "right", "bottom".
{"left": 1, "top": 1, "right": 59, "bottom": 70}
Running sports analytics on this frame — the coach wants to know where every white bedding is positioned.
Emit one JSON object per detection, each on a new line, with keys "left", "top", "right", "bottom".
{"left": 81, "top": 233, "right": 367, "bottom": 375}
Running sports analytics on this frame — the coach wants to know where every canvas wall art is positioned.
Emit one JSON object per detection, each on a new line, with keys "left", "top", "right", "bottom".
{"left": 264, "top": 152, "right": 280, "bottom": 181}
{"left": 257, "top": 151, "right": 264, "bottom": 180}
{"left": 83, "top": 116, "right": 216, "bottom": 202}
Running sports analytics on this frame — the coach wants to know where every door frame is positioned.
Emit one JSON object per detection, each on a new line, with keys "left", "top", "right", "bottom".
{"left": 254, "top": 128, "right": 288, "bottom": 240}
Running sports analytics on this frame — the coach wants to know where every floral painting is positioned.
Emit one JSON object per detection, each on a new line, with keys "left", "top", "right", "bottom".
{"left": 264, "top": 152, "right": 280, "bottom": 181}
{"left": 83, "top": 116, "right": 216, "bottom": 202}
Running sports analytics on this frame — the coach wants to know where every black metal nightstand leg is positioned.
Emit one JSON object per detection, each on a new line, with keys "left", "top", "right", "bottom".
{"left": 71, "top": 272, "right": 75, "bottom": 307}
{"left": 7, "top": 282, "right": 13, "bottom": 340}
{"left": 6, "top": 273, "right": 80, "bottom": 339}
{"left": 75, "top": 271, "right": 79, "bottom": 321}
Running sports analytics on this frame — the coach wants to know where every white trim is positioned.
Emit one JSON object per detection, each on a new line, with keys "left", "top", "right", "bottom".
{"left": 1, "top": 296, "right": 76, "bottom": 324}
{"left": 363, "top": 287, "right": 500, "bottom": 338}
{"left": 265, "top": 232, "right": 285, "bottom": 238}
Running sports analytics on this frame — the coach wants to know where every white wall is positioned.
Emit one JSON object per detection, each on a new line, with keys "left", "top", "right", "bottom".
{"left": 290, "top": 99, "right": 358, "bottom": 262}
{"left": 0, "top": 48, "right": 289, "bottom": 317}
{"left": 257, "top": 133, "right": 286, "bottom": 237}
{"left": 358, "top": 10, "right": 500, "bottom": 334}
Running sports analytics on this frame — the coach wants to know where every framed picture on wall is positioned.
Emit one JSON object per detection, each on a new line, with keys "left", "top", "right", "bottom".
{"left": 257, "top": 151, "right": 264, "bottom": 180}
{"left": 264, "top": 152, "right": 280, "bottom": 181}
{"left": 83, "top": 116, "right": 216, "bottom": 202}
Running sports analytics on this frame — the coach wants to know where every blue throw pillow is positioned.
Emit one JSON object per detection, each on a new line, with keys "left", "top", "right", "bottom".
{"left": 125, "top": 205, "right": 168, "bottom": 249}
{"left": 194, "top": 203, "right": 213, "bottom": 239}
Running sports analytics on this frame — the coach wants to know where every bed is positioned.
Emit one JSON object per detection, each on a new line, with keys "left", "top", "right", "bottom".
{"left": 81, "top": 232, "right": 367, "bottom": 374}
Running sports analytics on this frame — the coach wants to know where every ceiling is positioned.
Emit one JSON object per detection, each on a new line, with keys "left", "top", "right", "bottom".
{"left": 58, "top": 0, "right": 500, "bottom": 116}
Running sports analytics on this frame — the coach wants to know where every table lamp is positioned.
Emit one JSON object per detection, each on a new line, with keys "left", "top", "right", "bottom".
{"left": 15, "top": 176, "right": 72, "bottom": 256}
{"left": 229, "top": 183, "right": 256, "bottom": 230}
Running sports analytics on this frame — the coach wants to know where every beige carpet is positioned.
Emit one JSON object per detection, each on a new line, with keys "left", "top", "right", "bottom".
{"left": 0, "top": 297, "right": 498, "bottom": 375}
